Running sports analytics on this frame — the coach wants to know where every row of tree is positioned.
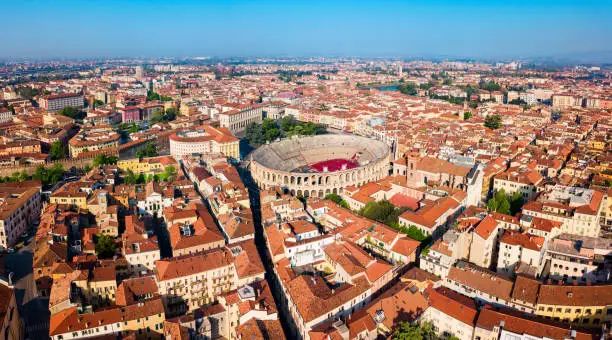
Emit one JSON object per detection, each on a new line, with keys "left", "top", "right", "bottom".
{"left": 122, "top": 165, "right": 176, "bottom": 185}
{"left": 147, "top": 90, "right": 173, "bottom": 102}
{"left": 245, "top": 117, "right": 327, "bottom": 146}
{"left": 92, "top": 154, "right": 118, "bottom": 167}
{"left": 0, "top": 163, "right": 66, "bottom": 186}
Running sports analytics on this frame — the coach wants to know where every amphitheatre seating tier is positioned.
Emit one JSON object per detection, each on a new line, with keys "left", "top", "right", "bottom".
{"left": 251, "top": 135, "right": 389, "bottom": 172}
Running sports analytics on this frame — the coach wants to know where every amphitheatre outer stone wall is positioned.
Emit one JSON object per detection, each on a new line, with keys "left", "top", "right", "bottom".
{"left": 250, "top": 134, "right": 391, "bottom": 197}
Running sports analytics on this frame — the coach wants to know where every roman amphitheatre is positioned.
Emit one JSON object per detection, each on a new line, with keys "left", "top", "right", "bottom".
{"left": 249, "top": 134, "right": 391, "bottom": 197}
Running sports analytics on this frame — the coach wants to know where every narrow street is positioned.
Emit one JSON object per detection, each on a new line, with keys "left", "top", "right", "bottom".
{"left": 4, "top": 240, "right": 50, "bottom": 340}
{"left": 238, "top": 166, "right": 299, "bottom": 338}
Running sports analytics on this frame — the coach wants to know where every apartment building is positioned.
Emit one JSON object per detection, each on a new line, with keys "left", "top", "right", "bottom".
{"left": 445, "top": 262, "right": 514, "bottom": 309}
{"left": 398, "top": 196, "right": 462, "bottom": 237}
{"left": 493, "top": 167, "right": 543, "bottom": 201}
{"left": 49, "top": 297, "right": 165, "bottom": 340}
{"left": 68, "top": 128, "right": 120, "bottom": 157}
{"left": 522, "top": 185, "right": 604, "bottom": 237}
{"left": 155, "top": 248, "right": 238, "bottom": 317}
{"left": 122, "top": 216, "right": 161, "bottom": 273}
{"left": 0, "top": 107, "right": 12, "bottom": 124}
{"left": 552, "top": 93, "right": 584, "bottom": 108}
{"left": 265, "top": 219, "right": 334, "bottom": 266}
{"left": 496, "top": 230, "right": 545, "bottom": 275}
{"left": 474, "top": 307, "right": 595, "bottom": 340}
{"left": 0, "top": 184, "right": 41, "bottom": 249}
{"left": 42, "top": 92, "right": 85, "bottom": 113}
{"left": 218, "top": 104, "right": 263, "bottom": 135}
{"left": 168, "top": 215, "right": 225, "bottom": 257}
{"left": 421, "top": 287, "right": 478, "bottom": 340}
{"left": 546, "top": 233, "right": 612, "bottom": 283}
{"left": 535, "top": 284, "right": 611, "bottom": 328}
{"left": 49, "top": 182, "right": 88, "bottom": 209}
{"left": 469, "top": 215, "right": 501, "bottom": 269}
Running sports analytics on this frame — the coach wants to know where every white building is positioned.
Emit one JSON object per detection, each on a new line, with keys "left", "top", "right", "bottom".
{"left": 41, "top": 92, "right": 84, "bottom": 113}
{"left": 218, "top": 105, "right": 263, "bottom": 135}
{"left": 496, "top": 230, "right": 545, "bottom": 275}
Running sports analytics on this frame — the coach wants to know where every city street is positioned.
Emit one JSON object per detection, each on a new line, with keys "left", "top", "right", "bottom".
{"left": 4, "top": 240, "right": 50, "bottom": 340}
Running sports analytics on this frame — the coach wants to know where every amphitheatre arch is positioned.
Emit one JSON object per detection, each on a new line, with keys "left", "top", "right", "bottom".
{"left": 249, "top": 134, "right": 391, "bottom": 198}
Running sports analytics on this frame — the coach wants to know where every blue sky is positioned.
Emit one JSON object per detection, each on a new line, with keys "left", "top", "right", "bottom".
{"left": 2, "top": 0, "right": 611, "bottom": 59}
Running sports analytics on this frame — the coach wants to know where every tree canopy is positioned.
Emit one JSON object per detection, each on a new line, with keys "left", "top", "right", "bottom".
{"left": 93, "top": 154, "right": 118, "bottom": 167}
{"left": 49, "top": 141, "right": 67, "bottom": 160}
{"left": 58, "top": 106, "right": 85, "bottom": 120}
{"left": 325, "top": 193, "right": 349, "bottom": 209}
{"left": 487, "top": 189, "right": 524, "bottom": 216}
{"left": 245, "top": 117, "right": 326, "bottom": 146}
{"left": 95, "top": 234, "right": 117, "bottom": 259}
{"left": 479, "top": 81, "right": 502, "bottom": 92}
{"left": 136, "top": 142, "right": 158, "bottom": 159}
{"left": 358, "top": 200, "right": 409, "bottom": 229}
{"left": 484, "top": 114, "right": 502, "bottom": 129}
{"left": 393, "top": 322, "right": 437, "bottom": 340}
{"left": 147, "top": 90, "right": 172, "bottom": 102}
{"left": 31, "top": 163, "right": 65, "bottom": 186}
{"left": 398, "top": 82, "right": 418, "bottom": 96}
{"left": 150, "top": 108, "right": 178, "bottom": 125}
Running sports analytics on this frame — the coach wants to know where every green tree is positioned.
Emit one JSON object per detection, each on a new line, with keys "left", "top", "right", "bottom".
{"left": 49, "top": 141, "right": 67, "bottom": 160}
{"left": 393, "top": 322, "right": 437, "bottom": 340}
{"left": 58, "top": 106, "right": 84, "bottom": 119}
{"left": 281, "top": 116, "right": 298, "bottom": 132}
{"left": 95, "top": 234, "right": 117, "bottom": 259}
{"left": 19, "top": 170, "right": 29, "bottom": 182}
{"left": 265, "top": 128, "right": 280, "bottom": 141}
{"left": 484, "top": 114, "right": 502, "bottom": 129}
{"left": 159, "top": 165, "right": 176, "bottom": 182}
{"left": 403, "top": 225, "right": 428, "bottom": 242}
{"left": 398, "top": 82, "right": 418, "bottom": 95}
{"left": 463, "top": 111, "right": 472, "bottom": 120}
{"left": 480, "top": 81, "right": 501, "bottom": 92}
{"left": 358, "top": 200, "right": 407, "bottom": 228}
{"left": 245, "top": 122, "right": 265, "bottom": 146}
{"left": 150, "top": 108, "right": 178, "bottom": 124}
{"left": 136, "top": 142, "right": 158, "bottom": 159}
{"left": 93, "top": 154, "right": 118, "bottom": 167}
{"left": 123, "top": 170, "right": 137, "bottom": 185}
{"left": 509, "top": 191, "right": 524, "bottom": 215}
{"left": 147, "top": 89, "right": 160, "bottom": 101}
{"left": 10, "top": 172, "right": 20, "bottom": 182}
{"left": 487, "top": 189, "right": 524, "bottom": 216}
{"left": 325, "top": 193, "right": 350, "bottom": 209}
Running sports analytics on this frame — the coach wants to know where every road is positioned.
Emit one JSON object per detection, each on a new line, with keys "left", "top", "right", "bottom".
{"left": 4, "top": 240, "right": 50, "bottom": 339}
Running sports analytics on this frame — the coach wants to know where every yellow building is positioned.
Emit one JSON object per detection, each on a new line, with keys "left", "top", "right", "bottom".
{"left": 587, "top": 138, "right": 606, "bottom": 152}
{"left": 49, "top": 298, "right": 165, "bottom": 340}
{"left": 117, "top": 155, "right": 178, "bottom": 175}
{"left": 535, "top": 284, "right": 611, "bottom": 328}
{"left": 50, "top": 191, "right": 88, "bottom": 209}
{"left": 68, "top": 130, "right": 120, "bottom": 157}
